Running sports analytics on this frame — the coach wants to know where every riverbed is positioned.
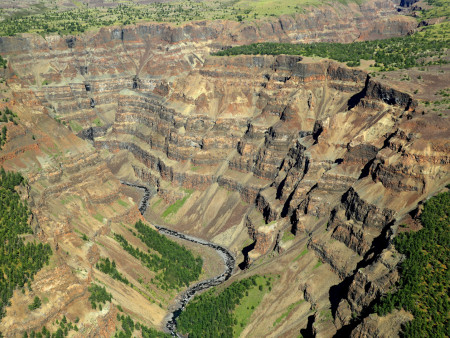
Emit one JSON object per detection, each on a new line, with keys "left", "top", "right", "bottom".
{"left": 121, "top": 181, "right": 235, "bottom": 336}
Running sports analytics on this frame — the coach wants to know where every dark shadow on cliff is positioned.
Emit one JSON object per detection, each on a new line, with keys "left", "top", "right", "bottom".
{"left": 239, "top": 241, "right": 256, "bottom": 270}
{"left": 281, "top": 187, "right": 296, "bottom": 218}
{"left": 358, "top": 158, "right": 376, "bottom": 180}
{"left": 276, "top": 175, "right": 287, "bottom": 200}
{"left": 347, "top": 75, "right": 369, "bottom": 110}
{"left": 329, "top": 221, "right": 394, "bottom": 337}
{"left": 299, "top": 314, "right": 315, "bottom": 338}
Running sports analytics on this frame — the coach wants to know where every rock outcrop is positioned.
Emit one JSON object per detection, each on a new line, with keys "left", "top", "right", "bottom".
{"left": 0, "top": 3, "right": 448, "bottom": 336}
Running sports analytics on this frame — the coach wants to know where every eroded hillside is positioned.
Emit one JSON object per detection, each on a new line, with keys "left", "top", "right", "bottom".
{"left": 0, "top": 0, "right": 449, "bottom": 336}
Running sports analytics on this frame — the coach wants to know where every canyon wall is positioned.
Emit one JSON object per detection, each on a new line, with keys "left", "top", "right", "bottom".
{"left": 0, "top": 2, "right": 448, "bottom": 337}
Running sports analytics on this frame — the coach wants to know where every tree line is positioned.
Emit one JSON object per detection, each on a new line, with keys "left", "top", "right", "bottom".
{"left": 0, "top": 168, "right": 52, "bottom": 320}
{"left": 114, "top": 220, "right": 203, "bottom": 290}
{"left": 0, "top": 56, "right": 6, "bottom": 69}
{"left": 177, "top": 276, "right": 260, "bottom": 337}
{"left": 96, "top": 257, "right": 131, "bottom": 286}
{"left": 114, "top": 313, "right": 171, "bottom": 338}
{"left": 22, "top": 315, "right": 79, "bottom": 338}
{"left": 213, "top": 22, "right": 449, "bottom": 71}
{"left": 374, "top": 191, "right": 449, "bottom": 337}
{"left": 0, "top": 108, "right": 19, "bottom": 151}
{"left": 88, "top": 283, "right": 112, "bottom": 310}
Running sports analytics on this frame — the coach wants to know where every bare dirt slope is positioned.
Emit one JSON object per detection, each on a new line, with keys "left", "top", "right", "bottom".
{"left": 0, "top": 2, "right": 448, "bottom": 337}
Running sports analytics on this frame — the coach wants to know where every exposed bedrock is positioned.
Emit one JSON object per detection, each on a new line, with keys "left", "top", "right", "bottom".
{"left": 0, "top": 9, "right": 448, "bottom": 334}
{"left": 0, "top": 0, "right": 416, "bottom": 55}
{"left": 87, "top": 56, "right": 448, "bottom": 279}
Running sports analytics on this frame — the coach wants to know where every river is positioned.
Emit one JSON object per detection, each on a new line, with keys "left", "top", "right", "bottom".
{"left": 120, "top": 181, "right": 235, "bottom": 336}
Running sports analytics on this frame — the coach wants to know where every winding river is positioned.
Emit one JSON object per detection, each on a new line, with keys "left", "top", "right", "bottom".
{"left": 120, "top": 180, "right": 153, "bottom": 215}
{"left": 120, "top": 181, "right": 235, "bottom": 337}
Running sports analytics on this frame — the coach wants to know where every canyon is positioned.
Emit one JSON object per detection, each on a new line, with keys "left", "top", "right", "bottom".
{"left": 0, "top": 0, "right": 448, "bottom": 336}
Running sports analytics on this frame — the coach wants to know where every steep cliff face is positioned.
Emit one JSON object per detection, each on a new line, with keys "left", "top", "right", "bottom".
{"left": 0, "top": 3, "right": 448, "bottom": 337}
{"left": 0, "top": 0, "right": 415, "bottom": 55}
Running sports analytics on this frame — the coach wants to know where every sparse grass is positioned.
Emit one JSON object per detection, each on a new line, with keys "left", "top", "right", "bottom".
{"left": 162, "top": 190, "right": 193, "bottom": 218}
{"left": 233, "top": 275, "right": 272, "bottom": 337}
{"left": 243, "top": 238, "right": 253, "bottom": 247}
{"left": 272, "top": 299, "right": 305, "bottom": 327}
{"left": 319, "top": 308, "right": 333, "bottom": 322}
{"left": 281, "top": 230, "right": 295, "bottom": 243}
{"left": 117, "top": 199, "right": 128, "bottom": 207}
{"left": 0, "top": 0, "right": 369, "bottom": 36}
{"left": 93, "top": 118, "right": 103, "bottom": 127}
{"left": 294, "top": 247, "right": 308, "bottom": 261}
{"left": 74, "top": 228, "right": 88, "bottom": 241}
{"left": 69, "top": 120, "right": 83, "bottom": 133}
{"left": 152, "top": 198, "right": 163, "bottom": 209}
{"left": 415, "top": 0, "right": 450, "bottom": 20}
{"left": 262, "top": 219, "right": 276, "bottom": 226}
{"left": 313, "top": 260, "right": 322, "bottom": 269}
{"left": 191, "top": 165, "right": 200, "bottom": 171}
{"left": 60, "top": 195, "right": 75, "bottom": 205}
{"left": 93, "top": 213, "right": 104, "bottom": 223}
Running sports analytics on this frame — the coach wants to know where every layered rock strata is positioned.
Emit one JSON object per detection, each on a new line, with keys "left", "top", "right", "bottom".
{"left": 0, "top": 4, "right": 448, "bottom": 336}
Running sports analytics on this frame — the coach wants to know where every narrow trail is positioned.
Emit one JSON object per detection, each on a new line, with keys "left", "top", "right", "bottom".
{"left": 120, "top": 181, "right": 235, "bottom": 337}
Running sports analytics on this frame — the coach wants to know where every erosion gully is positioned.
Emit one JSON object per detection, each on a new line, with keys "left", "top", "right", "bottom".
{"left": 121, "top": 181, "right": 235, "bottom": 337}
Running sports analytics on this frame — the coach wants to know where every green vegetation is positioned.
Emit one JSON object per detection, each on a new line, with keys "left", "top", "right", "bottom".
{"left": 434, "top": 88, "right": 450, "bottom": 110}
{"left": 0, "top": 0, "right": 446, "bottom": 36}
{"left": 0, "top": 56, "right": 6, "bottom": 69}
{"left": 416, "top": 0, "right": 450, "bottom": 20}
{"left": 92, "top": 118, "right": 103, "bottom": 127}
{"left": 114, "top": 313, "right": 171, "bottom": 338}
{"left": 273, "top": 299, "right": 305, "bottom": 327}
{"left": 0, "top": 168, "right": 52, "bottom": 319}
{"left": 162, "top": 189, "right": 193, "bottom": 218}
{"left": 281, "top": 230, "right": 296, "bottom": 243}
{"left": 28, "top": 296, "right": 42, "bottom": 311}
{"left": 319, "top": 308, "right": 333, "bottom": 322}
{"left": 93, "top": 212, "right": 104, "bottom": 223}
{"left": 0, "top": 108, "right": 19, "bottom": 150}
{"left": 294, "top": 247, "right": 308, "bottom": 261}
{"left": 234, "top": 0, "right": 363, "bottom": 18}
{"left": 177, "top": 275, "right": 272, "bottom": 337}
{"left": 52, "top": 115, "right": 65, "bottom": 125}
{"left": 262, "top": 219, "right": 277, "bottom": 226}
{"left": 313, "top": 260, "right": 323, "bottom": 269}
{"left": 68, "top": 120, "right": 83, "bottom": 133}
{"left": 117, "top": 199, "right": 128, "bottom": 207}
{"left": 23, "top": 315, "right": 79, "bottom": 338}
{"left": 114, "top": 220, "right": 202, "bottom": 290}
{"left": 436, "top": 88, "right": 450, "bottom": 97}
{"left": 214, "top": 21, "right": 450, "bottom": 71}
{"left": 74, "top": 228, "right": 88, "bottom": 241}
{"left": 152, "top": 198, "right": 163, "bottom": 209}
{"left": 88, "top": 283, "right": 112, "bottom": 310}
{"left": 96, "top": 257, "right": 131, "bottom": 286}
{"left": 0, "top": 125, "right": 7, "bottom": 151}
{"left": 374, "top": 191, "right": 449, "bottom": 337}
{"left": 0, "top": 0, "right": 367, "bottom": 36}
{"left": 233, "top": 275, "right": 272, "bottom": 337}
